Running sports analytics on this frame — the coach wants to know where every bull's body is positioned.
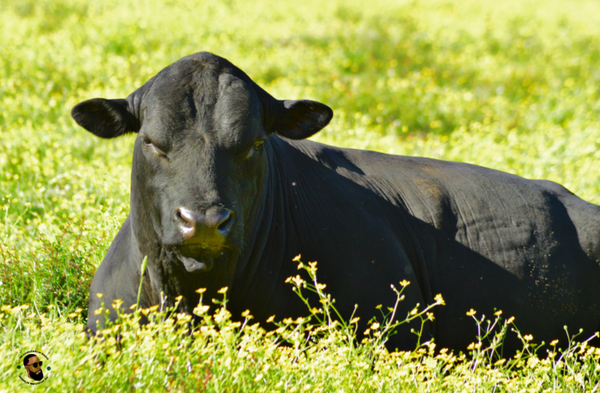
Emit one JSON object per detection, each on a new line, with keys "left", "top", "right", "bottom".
{"left": 73, "top": 52, "right": 600, "bottom": 352}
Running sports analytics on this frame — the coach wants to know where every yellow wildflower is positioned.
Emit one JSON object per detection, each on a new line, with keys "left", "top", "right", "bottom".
{"left": 434, "top": 293, "right": 445, "bottom": 305}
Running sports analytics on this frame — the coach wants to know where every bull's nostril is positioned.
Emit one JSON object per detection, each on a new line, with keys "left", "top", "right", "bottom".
{"left": 217, "top": 210, "right": 233, "bottom": 233}
{"left": 176, "top": 208, "right": 196, "bottom": 230}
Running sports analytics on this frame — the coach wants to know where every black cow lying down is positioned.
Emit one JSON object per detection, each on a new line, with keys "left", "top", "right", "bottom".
{"left": 72, "top": 52, "right": 600, "bottom": 352}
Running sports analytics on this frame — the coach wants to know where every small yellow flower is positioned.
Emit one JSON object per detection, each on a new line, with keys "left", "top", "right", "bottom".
{"left": 288, "top": 275, "right": 305, "bottom": 287}
{"left": 68, "top": 313, "right": 78, "bottom": 318}
{"left": 434, "top": 293, "right": 445, "bottom": 305}
{"left": 316, "top": 283, "right": 327, "bottom": 290}
{"left": 523, "top": 334, "right": 533, "bottom": 342}
{"left": 94, "top": 308, "right": 103, "bottom": 315}
{"left": 350, "top": 317, "right": 360, "bottom": 324}
{"left": 266, "top": 315, "right": 275, "bottom": 323}
{"left": 241, "top": 309, "right": 251, "bottom": 318}
{"left": 176, "top": 313, "right": 192, "bottom": 324}
{"left": 507, "top": 316, "right": 515, "bottom": 324}
{"left": 195, "top": 288, "right": 207, "bottom": 294}
{"left": 175, "top": 295, "right": 183, "bottom": 302}
{"left": 96, "top": 293, "right": 104, "bottom": 299}
{"left": 494, "top": 310, "right": 503, "bottom": 316}
{"left": 399, "top": 280, "right": 411, "bottom": 287}
{"left": 426, "top": 312, "right": 435, "bottom": 321}
{"left": 292, "top": 254, "right": 302, "bottom": 262}
{"left": 217, "top": 287, "right": 228, "bottom": 294}
{"left": 494, "top": 358, "right": 506, "bottom": 366}
{"left": 193, "top": 305, "right": 210, "bottom": 315}
{"left": 467, "top": 342, "right": 481, "bottom": 350}
{"left": 129, "top": 304, "right": 137, "bottom": 310}
{"left": 308, "top": 261, "right": 317, "bottom": 269}
{"left": 550, "top": 339, "right": 559, "bottom": 346}
{"left": 371, "top": 322, "right": 380, "bottom": 330}
{"left": 466, "top": 309, "right": 476, "bottom": 317}
{"left": 149, "top": 305, "right": 159, "bottom": 312}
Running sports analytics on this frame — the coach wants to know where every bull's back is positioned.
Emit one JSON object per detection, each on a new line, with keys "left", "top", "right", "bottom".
{"left": 298, "top": 140, "right": 600, "bottom": 350}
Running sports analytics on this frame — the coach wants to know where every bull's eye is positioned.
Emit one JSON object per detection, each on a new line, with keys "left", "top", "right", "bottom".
{"left": 243, "top": 139, "right": 266, "bottom": 160}
{"left": 142, "top": 137, "right": 153, "bottom": 146}
{"left": 141, "top": 135, "right": 167, "bottom": 158}
{"left": 253, "top": 139, "right": 265, "bottom": 150}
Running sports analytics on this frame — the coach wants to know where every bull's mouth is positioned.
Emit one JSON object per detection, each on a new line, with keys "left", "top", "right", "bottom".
{"left": 171, "top": 244, "right": 227, "bottom": 273}
{"left": 177, "top": 255, "right": 214, "bottom": 273}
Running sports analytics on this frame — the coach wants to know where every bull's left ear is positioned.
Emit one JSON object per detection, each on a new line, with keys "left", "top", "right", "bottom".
{"left": 273, "top": 100, "right": 333, "bottom": 140}
{"left": 71, "top": 98, "right": 140, "bottom": 139}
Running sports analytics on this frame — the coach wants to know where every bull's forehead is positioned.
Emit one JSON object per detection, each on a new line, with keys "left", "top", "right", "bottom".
{"left": 142, "top": 58, "right": 262, "bottom": 145}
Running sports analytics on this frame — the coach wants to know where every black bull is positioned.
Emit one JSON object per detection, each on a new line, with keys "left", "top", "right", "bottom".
{"left": 72, "top": 52, "right": 600, "bottom": 352}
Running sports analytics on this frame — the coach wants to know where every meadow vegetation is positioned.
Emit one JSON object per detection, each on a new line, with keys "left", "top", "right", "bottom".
{"left": 1, "top": 0, "right": 600, "bottom": 391}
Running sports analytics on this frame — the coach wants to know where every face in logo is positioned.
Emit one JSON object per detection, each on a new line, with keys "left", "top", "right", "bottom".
{"left": 23, "top": 354, "right": 44, "bottom": 381}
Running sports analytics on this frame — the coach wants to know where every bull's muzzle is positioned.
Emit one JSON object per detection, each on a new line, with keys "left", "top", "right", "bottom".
{"left": 175, "top": 207, "right": 234, "bottom": 246}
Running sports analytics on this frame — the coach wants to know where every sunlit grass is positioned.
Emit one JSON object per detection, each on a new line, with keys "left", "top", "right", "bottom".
{"left": 2, "top": 0, "right": 600, "bottom": 390}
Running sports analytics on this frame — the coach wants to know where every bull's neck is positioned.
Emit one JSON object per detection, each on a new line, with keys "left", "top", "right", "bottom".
{"left": 228, "top": 137, "right": 307, "bottom": 314}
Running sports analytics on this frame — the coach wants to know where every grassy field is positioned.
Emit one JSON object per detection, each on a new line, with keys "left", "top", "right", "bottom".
{"left": 1, "top": 0, "right": 600, "bottom": 391}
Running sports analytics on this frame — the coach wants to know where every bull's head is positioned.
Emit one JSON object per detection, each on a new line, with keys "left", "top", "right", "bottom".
{"left": 72, "top": 52, "right": 332, "bottom": 308}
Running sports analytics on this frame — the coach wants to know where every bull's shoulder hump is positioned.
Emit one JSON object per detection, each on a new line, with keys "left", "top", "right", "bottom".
{"left": 287, "top": 138, "right": 512, "bottom": 182}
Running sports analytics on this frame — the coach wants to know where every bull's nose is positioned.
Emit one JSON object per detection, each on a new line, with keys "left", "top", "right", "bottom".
{"left": 175, "top": 207, "right": 234, "bottom": 243}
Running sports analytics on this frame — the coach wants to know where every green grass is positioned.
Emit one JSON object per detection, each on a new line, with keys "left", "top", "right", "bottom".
{"left": 1, "top": 0, "right": 600, "bottom": 391}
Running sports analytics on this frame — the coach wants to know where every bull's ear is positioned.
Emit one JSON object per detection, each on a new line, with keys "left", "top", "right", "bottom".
{"left": 273, "top": 100, "right": 333, "bottom": 140}
{"left": 71, "top": 98, "right": 140, "bottom": 139}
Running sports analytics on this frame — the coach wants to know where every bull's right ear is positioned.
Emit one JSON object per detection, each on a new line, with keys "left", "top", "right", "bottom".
{"left": 71, "top": 98, "right": 140, "bottom": 139}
